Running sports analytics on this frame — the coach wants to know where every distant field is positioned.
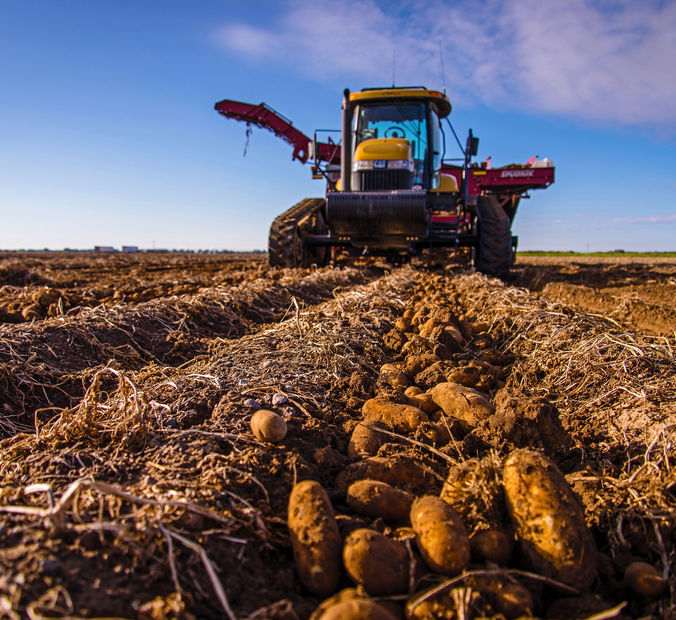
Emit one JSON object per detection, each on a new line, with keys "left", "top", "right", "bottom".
{"left": 520, "top": 250, "right": 676, "bottom": 257}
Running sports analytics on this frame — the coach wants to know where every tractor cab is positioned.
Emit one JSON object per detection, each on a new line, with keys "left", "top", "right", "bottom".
{"left": 343, "top": 87, "right": 452, "bottom": 193}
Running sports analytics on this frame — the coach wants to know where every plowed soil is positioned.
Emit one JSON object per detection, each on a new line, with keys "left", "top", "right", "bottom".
{"left": 0, "top": 252, "right": 673, "bottom": 620}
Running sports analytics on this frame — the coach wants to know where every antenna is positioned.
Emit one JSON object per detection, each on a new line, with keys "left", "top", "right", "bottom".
{"left": 392, "top": 48, "right": 396, "bottom": 87}
{"left": 439, "top": 41, "right": 447, "bottom": 94}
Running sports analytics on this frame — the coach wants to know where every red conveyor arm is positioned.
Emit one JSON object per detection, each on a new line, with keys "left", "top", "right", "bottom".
{"left": 214, "top": 98, "right": 341, "bottom": 165}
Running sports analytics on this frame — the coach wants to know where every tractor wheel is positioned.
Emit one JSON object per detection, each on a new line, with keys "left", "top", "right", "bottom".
{"left": 474, "top": 195, "right": 512, "bottom": 278}
{"left": 268, "top": 198, "right": 328, "bottom": 268}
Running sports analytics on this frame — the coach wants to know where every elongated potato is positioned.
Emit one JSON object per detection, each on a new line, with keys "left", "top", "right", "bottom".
{"left": 343, "top": 528, "right": 409, "bottom": 595}
{"left": 429, "top": 382, "right": 494, "bottom": 428}
{"left": 347, "top": 480, "right": 415, "bottom": 524}
{"left": 288, "top": 480, "right": 342, "bottom": 596}
{"left": 362, "top": 398, "right": 429, "bottom": 434}
{"left": 337, "top": 456, "right": 434, "bottom": 493}
{"left": 503, "top": 449, "right": 597, "bottom": 590}
{"left": 410, "top": 495, "right": 470, "bottom": 575}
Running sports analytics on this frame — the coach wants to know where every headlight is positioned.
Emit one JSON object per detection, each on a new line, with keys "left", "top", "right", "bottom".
{"left": 387, "top": 159, "right": 413, "bottom": 170}
{"left": 353, "top": 160, "right": 372, "bottom": 171}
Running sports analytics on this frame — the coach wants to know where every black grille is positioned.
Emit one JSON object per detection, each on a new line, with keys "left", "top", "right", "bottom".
{"left": 356, "top": 169, "right": 412, "bottom": 191}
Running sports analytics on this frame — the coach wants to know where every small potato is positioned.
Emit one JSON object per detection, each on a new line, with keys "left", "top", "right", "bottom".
{"left": 250, "top": 409, "right": 287, "bottom": 443}
{"left": 624, "top": 561, "right": 666, "bottom": 598}
{"left": 418, "top": 318, "right": 439, "bottom": 339}
{"left": 410, "top": 495, "right": 470, "bottom": 576}
{"left": 429, "top": 382, "right": 494, "bottom": 428}
{"left": 470, "top": 528, "right": 512, "bottom": 566}
{"left": 288, "top": 480, "right": 342, "bottom": 596}
{"left": 362, "top": 398, "right": 429, "bottom": 434}
{"left": 404, "top": 386, "right": 423, "bottom": 397}
{"left": 347, "top": 480, "right": 415, "bottom": 524}
{"left": 348, "top": 422, "right": 384, "bottom": 460}
{"left": 503, "top": 449, "right": 597, "bottom": 590}
{"left": 379, "top": 363, "right": 411, "bottom": 391}
{"left": 343, "top": 528, "right": 410, "bottom": 595}
{"left": 337, "top": 456, "right": 434, "bottom": 493}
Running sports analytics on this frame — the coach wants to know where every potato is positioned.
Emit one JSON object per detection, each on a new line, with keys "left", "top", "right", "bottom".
{"left": 410, "top": 495, "right": 470, "bottom": 575}
{"left": 313, "top": 598, "right": 398, "bottom": 620}
{"left": 250, "top": 409, "right": 287, "bottom": 443}
{"left": 343, "top": 528, "right": 410, "bottom": 595}
{"left": 503, "top": 449, "right": 597, "bottom": 590}
{"left": 362, "top": 398, "right": 429, "bottom": 434}
{"left": 407, "top": 392, "right": 439, "bottom": 416}
{"left": 337, "top": 456, "right": 434, "bottom": 493}
{"left": 404, "top": 386, "right": 423, "bottom": 397}
{"left": 311, "top": 588, "right": 401, "bottom": 620}
{"left": 471, "top": 574, "right": 534, "bottom": 619}
{"left": 404, "top": 352, "right": 441, "bottom": 378}
{"left": 624, "top": 561, "right": 666, "bottom": 598}
{"left": 470, "top": 528, "right": 512, "bottom": 566}
{"left": 429, "top": 382, "right": 494, "bottom": 428}
{"left": 445, "top": 365, "right": 480, "bottom": 388}
{"left": 406, "top": 575, "right": 532, "bottom": 620}
{"left": 287, "top": 480, "right": 342, "bottom": 596}
{"left": 347, "top": 480, "right": 415, "bottom": 524}
{"left": 417, "top": 318, "right": 439, "bottom": 339}
{"left": 379, "top": 363, "right": 411, "bottom": 391}
{"left": 348, "top": 422, "right": 384, "bottom": 460}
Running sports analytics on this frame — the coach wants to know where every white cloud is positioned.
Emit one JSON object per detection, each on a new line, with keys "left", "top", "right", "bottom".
{"left": 610, "top": 214, "right": 676, "bottom": 224}
{"left": 214, "top": 0, "right": 676, "bottom": 127}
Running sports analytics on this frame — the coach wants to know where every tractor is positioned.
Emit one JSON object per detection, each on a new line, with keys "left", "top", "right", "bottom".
{"left": 215, "top": 86, "right": 554, "bottom": 277}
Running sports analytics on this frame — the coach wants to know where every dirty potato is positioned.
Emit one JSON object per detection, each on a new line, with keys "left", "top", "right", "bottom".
{"left": 624, "top": 561, "right": 667, "bottom": 598}
{"left": 346, "top": 480, "right": 415, "bottom": 524}
{"left": 379, "top": 363, "right": 411, "bottom": 391}
{"left": 470, "top": 528, "right": 513, "bottom": 566}
{"left": 288, "top": 480, "right": 342, "bottom": 597}
{"left": 343, "top": 528, "right": 410, "bottom": 595}
{"left": 429, "top": 382, "right": 494, "bottom": 428}
{"left": 503, "top": 449, "right": 597, "bottom": 590}
{"left": 337, "top": 456, "right": 434, "bottom": 493}
{"left": 410, "top": 495, "right": 470, "bottom": 575}
{"left": 348, "top": 422, "right": 385, "bottom": 459}
{"left": 362, "top": 398, "right": 429, "bottom": 433}
{"left": 250, "top": 409, "right": 287, "bottom": 443}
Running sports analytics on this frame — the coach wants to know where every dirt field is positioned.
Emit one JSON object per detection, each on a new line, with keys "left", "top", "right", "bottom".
{"left": 0, "top": 252, "right": 673, "bottom": 619}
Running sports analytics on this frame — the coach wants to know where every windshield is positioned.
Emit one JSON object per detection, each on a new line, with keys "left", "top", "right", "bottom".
{"left": 355, "top": 102, "right": 428, "bottom": 186}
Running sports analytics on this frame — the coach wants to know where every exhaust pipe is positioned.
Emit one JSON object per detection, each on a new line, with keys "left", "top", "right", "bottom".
{"left": 341, "top": 88, "right": 352, "bottom": 192}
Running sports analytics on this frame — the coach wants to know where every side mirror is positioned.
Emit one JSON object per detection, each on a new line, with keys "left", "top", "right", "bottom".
{"left": 467, "top": 129, "right": 479, "bottom": 157}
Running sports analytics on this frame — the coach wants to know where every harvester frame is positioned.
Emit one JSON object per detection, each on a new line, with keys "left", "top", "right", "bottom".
{"left": 215, "top": 86, "right": 554, "bottom": 277}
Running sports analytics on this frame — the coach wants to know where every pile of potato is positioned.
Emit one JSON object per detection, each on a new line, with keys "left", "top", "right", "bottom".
{"left": 270, "top": 276, "right": 665, "bottom": 618}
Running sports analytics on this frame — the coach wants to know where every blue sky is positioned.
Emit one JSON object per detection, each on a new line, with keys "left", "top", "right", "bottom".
{"left": 1, "top": 0, "right": 675, "bottom": 252}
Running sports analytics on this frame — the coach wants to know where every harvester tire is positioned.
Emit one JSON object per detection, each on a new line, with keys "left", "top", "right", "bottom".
{"left": 474, "top": 195, "right": 512, "bottom": 278}
{"left": 268, "top": 198, "right": 328, "bottom": 268}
